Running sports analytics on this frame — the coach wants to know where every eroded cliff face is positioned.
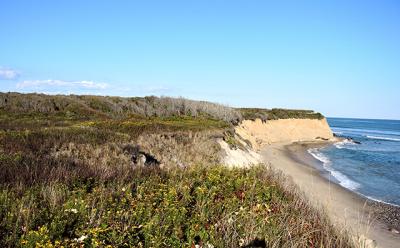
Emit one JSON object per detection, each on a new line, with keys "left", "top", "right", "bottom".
{"left": 235, "top": 118, "right": 334, "bottom": 150}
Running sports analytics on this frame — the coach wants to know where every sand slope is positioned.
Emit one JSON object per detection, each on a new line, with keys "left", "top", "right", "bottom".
{"left": 218, "top": 140, "right": 262, "bottom": 167}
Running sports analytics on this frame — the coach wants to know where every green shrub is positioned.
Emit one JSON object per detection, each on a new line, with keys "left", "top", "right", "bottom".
{"left": 238, "top": 108, "right": 324, "bottom": 121}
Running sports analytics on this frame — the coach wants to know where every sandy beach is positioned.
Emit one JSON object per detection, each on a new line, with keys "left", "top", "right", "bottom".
{"left": 260, "top": 142, "right": 400, "bottom": 248}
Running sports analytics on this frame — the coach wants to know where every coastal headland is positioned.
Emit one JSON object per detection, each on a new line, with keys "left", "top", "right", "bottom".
{"left": 233, "top": 116, "right": 400, "bottom": 247}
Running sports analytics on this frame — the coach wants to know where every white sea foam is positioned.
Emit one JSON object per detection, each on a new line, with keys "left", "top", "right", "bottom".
{"left": 334, "top": 139, "right": 356, "bottom": 149}
{"left": 308, "top": 148, "right": 331, "bottom": 164}
{"left": 307, "top": 148, "right": 360, "bottom": 191}
{"left": 366, "top": 135, "right": 400, "bottom": 142}
{"left": 329, "top": 170, "right": 361, "bottom": 190}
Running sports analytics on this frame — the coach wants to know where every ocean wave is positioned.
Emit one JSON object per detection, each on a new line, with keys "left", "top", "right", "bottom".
{"left": 366, "top": 135, "right": 400, "bottom": 142}
{"left": 307, "top": 148, "right": 360, "bottom": 190}
{"left": 308, "top": 148, "right": 331, "bottom": 164}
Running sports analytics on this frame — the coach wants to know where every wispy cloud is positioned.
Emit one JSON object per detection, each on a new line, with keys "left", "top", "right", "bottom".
{"left": 144, "top": 86, "right": 171, "bottom": 94}
{"left": 16, "top": 79, "right": 109, "bottom": 90}
{"left": 0, "top": 67, "right": 19, "bottom": 80}
{"left": 13, "top": 78, "right": 177, "bottom": 97}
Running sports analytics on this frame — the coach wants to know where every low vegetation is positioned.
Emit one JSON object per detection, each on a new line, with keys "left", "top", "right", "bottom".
{"left": 0, "top": 92, "right": 350, "bottom": 247}
{"left": 0, "top": 92, "right": 241, "bottom": 124}
{"left": 238, "top": 108, "right": 324, "bottom": 121}
{"left": 0, "top": 164, "right": 352, "bottom": 247}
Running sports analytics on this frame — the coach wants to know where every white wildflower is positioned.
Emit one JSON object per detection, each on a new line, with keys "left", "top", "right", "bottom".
{"left": 205, "top": 242, "right": 215, "bottom": 248}
{"left": 74, "top": 235, "right": 88, "bottom": 243}
{"left": 65, "top": 208, "right": 78, "bottom": 214}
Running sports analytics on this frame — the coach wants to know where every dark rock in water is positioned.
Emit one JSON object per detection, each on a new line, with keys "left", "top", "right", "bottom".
{"left": 353, "top": 140, "right": 361, "bottom": 144}
{"left": 123, "top": 144, "right": 160, "bottom": 167}
{"left": 333, "top": 133, "right": 343, "bottom": 138}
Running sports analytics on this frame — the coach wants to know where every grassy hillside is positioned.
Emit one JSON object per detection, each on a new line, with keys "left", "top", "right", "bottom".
{"left": 0, "top": 92, "right": 350, "bottom": 247}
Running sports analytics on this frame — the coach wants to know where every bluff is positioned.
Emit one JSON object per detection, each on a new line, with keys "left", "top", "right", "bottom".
{"left": 235, "top": 118, "right": 334, "bottom": 150}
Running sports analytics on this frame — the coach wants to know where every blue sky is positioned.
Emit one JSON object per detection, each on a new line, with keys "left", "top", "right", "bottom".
{"left": 1, "top": 1, "right": 399, "bottom": 119}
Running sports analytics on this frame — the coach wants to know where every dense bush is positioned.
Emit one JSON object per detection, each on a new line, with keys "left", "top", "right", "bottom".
{"left": 238, "top": 108, "right": 324, "bottom": 121}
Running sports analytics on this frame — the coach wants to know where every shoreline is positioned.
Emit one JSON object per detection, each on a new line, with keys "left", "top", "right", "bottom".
{"left": 289, "top": 141, "right": 400, "bottom": 232}
{"left": 260, "top": 141, "right": 400, "bottom": 248}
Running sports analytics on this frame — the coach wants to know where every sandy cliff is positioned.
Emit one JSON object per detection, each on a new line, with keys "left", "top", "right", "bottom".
{"left": 236, "top": 118, "right": 334, "bottom": 150}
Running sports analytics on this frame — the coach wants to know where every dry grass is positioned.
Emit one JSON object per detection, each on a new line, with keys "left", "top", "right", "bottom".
{"left": 137, "top": 131, "right": 222, "bottom": 168}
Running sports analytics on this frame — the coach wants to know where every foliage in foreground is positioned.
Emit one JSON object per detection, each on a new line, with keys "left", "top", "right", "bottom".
{"left": 0, "top": 165, "right": 352, "bottom": 247}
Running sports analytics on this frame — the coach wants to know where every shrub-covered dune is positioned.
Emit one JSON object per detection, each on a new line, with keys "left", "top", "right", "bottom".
{"left": 0, "top": 92, "right": 352, "bottom": 247}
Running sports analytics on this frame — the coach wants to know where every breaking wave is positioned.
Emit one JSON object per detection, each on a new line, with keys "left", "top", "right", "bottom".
{"left": 308, "top": 148, "right": 360, "bottom": 191}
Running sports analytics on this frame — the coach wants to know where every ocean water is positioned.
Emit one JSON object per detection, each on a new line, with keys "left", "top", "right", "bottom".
{"left": 308, "top": 117, "right": 400, "bottom": 206}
